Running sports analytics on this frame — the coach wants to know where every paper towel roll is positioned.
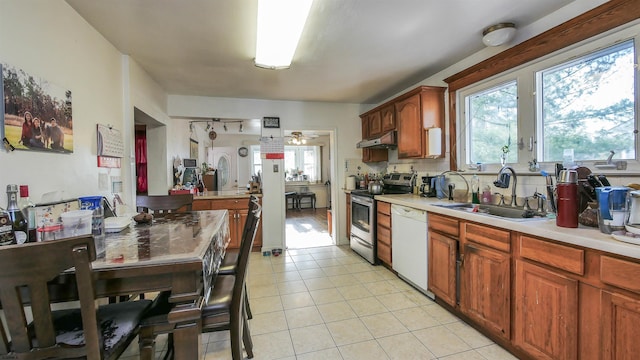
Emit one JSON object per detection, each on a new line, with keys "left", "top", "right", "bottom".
{"left": 427, "top": 128, "right": 442, "bottom": 158}
{"left": 346, "top": 176, "right": 356, "bottom": 190}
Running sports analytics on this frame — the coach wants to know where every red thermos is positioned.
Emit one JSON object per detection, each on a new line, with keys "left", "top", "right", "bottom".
{"left": 556, "top": 170, "right": 578, "bottom": 228}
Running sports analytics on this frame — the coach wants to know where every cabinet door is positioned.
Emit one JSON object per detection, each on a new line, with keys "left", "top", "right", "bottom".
{"left": 461, "top": 243, "right": 510, "bottom": 340}
{"left": 515, "top": 259, "right": 578, "bottom": 360}
{"left": 225, "top": 210, "right": 239, "bottom": 249}
{"left": 362, "top": 148, "right": 388, "bottom": 163}
{"left": 602, "top": 290, "right": 640, "bottom": 360}
{"left": 368, "top": 111, "right": 383, "bottom": 138}
{"left": 396, "top": 93, "right": 424, "bottom": 158}
{"left": 380, "top": 105, "right": 395, "bottom": 132}
{"left": 361, "top": 117, "right": 370, "bottom": 139}
{"left": 428, "top": 231, "right": 457, "bottom": 306}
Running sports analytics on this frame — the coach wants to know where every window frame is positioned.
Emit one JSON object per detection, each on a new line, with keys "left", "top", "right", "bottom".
{"left": 456, "top": 22, "right": 640, "bottom": 173}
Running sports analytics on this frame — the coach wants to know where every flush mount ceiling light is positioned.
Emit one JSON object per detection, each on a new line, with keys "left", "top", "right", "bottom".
{"left": 288, "top": 131, "right": 307, "bottom": 145}
{"left": 482, "top": 22, "right": 516, "bottom": 47}
{"left": 255, "top": 0, "right": 313, "bottom": 69}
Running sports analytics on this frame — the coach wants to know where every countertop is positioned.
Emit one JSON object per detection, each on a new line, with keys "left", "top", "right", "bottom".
{"left": 192, "top": 190, "right": 263, "bottom": 200}
{"left": 373, "top": 193, "right": 640, "bottom": 260}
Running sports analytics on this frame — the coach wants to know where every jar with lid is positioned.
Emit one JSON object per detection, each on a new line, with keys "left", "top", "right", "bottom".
{"left": 556, "top": 170, "right": 579, "bottom": 228}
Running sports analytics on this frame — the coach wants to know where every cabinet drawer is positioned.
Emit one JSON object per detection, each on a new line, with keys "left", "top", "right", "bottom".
{"left": 377, "top": 201, "right": 391, "bottom": 215}
{"left": 210, "top": 198, "right": 250, "bottom": 210}
{"left": 377, "top": 241, "right": 391, "bottom": 265}
{"left": 378, "top": 213, "right": 391, "bottom": 229}
{"left": 465, "top": 222, "right": 510, "bottom": 253}
{"left": 192, "top": 199, "right": 212, "bottom": 211}
{"left": 377, "top": 225, "right": 391, "bottom": 246}
{"left": 428, "top": 213, "right": 459, "bottom": 237}
{"left": 600, "top": 256, "right": 640, "bottom": 292}
{"left": 519, "top": 235, "right": 584, "bottom": 275}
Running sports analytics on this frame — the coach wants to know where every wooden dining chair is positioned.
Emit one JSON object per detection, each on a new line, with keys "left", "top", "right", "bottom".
{"left": 218, "top": 196, "right": 261, "bottom": 319}
{"left": 0, "top": 236, "right": 152, "bottom": 360}
{"left": 138, "top": 196, "right": 262, "bottom": 360}
{"left": 136, "top": 194, "right": 193, "bottom": 214}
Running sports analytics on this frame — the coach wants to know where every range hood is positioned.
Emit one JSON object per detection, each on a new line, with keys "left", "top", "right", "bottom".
{"left": 356, "top": 131, "right": 397, "bottom": 149}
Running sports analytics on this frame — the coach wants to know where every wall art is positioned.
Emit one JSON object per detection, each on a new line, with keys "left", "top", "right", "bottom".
{"left": 1, "top": 62, "right": 73, "bottom": 153}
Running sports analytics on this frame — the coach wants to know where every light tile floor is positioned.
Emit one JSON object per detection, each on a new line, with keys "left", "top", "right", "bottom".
{"left": 121, "top": 245, "right": 519, "bottom": 359}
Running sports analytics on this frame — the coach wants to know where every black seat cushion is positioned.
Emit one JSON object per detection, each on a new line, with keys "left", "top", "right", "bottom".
{"left": 30, "top": 299, "right": 152, "bottom": 357}
{"left": 219, "top": 250, "right": 239, "bottom": 275}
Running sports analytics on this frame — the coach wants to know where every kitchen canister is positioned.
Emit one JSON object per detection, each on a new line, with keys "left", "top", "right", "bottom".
{"left": 346, "top": 176, "right": 356, "bottom": 190}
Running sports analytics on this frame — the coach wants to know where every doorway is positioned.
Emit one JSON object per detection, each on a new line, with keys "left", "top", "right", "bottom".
{"left": 283, "top": 130, "right": 334, "bottom": 249}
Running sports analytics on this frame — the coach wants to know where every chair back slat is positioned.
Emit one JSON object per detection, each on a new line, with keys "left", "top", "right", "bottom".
{"left": 232, "top": 196, "right": 261, "bottom": 314}
{"left": 0, "top": 236, "right": 97, "bottom": 358}
{"left": 136, "top": 194, "right": 193, "bottom": 214}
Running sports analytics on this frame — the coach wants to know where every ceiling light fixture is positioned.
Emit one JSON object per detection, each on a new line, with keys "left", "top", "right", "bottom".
{"left": 288, "top": 131, "right": 307, "bottom": 145}
{"left": 482, "top": 22, "right": 516, "bottom": 47}
{"left": 255, "top": 0, "right": 313, "bottom": 69}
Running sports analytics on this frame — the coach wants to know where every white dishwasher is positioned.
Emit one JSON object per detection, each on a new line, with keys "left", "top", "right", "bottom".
{"left": 391, "top": 204, "right": 434, "bottom": 299}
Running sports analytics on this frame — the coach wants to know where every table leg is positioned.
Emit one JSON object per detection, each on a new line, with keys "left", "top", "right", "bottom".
{"left": 172, "top": 320, "right": 202, "bottom": 360}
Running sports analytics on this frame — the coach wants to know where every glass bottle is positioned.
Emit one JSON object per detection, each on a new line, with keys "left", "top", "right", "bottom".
{"left": 471, "top": 174, "right": 480, "bottom": 204}
{"left": 0, "top": 206, "right": 15, "bottom": 245}
{"left": 18, "top": 185, "right": 36, "bottom": 241}
{"left": 6, "top": 184, "right": 28, "bottom": 244}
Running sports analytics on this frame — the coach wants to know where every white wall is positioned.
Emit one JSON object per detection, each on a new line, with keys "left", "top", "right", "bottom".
{"left": 0, "top": 1, "right": 170, "bottom": 209}
{"left": 0, "top": 0, "right": 125, "bottom": 206}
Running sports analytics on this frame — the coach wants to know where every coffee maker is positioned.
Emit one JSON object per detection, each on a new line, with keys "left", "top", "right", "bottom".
{"left": 420, "top": 176, "right": 437, "bottom": 197}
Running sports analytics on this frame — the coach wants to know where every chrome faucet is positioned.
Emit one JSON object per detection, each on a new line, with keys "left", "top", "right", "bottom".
{"left": 494, "top": 166, "right": 518, "bottom": 207}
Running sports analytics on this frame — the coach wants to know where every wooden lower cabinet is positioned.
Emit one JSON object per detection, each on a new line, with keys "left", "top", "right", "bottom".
{"left": 514, "top": 259, "right": 578, "bottom": 360}
{"left": 193, "top": 197, "right": 262, "bottom": 250}
{"left": 601, "top": 290, "right": 640, "bottom": 359}
{"left": 461, "top": 242, "right": 510, "bottom": 340}
{"left": 376, "top": 201, "right": 391, "bottom": 266}
{"left": 428, "top": 230, "right": 457, "bottom": 307}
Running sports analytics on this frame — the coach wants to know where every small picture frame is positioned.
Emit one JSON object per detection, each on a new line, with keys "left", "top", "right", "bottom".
{"left": 263, "top": 117, "right": 280, "bottom": 129}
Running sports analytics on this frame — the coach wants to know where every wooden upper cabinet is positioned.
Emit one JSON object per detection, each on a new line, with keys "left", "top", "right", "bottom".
{"left": 361, "top": 116, "right": 370, "bottom": 139}
{"left": 368, "top": 111, "right": 383, "bottom": 138}
{"left": 380, "top": 105, "right": 395, "bottom": 133}
{"left": 395, "top": 86, "right": 446, "bottom": 159}
{"left": 396, "top": 93, "right": 423, "bottom": 158}
{"left": 360, "top": 113, "right": 388, "bottom": 163}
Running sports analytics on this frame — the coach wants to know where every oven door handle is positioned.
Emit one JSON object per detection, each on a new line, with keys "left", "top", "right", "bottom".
{"left": 351, "top": 195, "right": 374, "bottom": 206}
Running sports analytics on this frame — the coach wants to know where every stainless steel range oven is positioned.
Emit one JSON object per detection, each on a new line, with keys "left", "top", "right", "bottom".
{"left": 350, "top": 172, "right": 416, "bottom": 264}
{"left": 350, "top": 193, "right": 376, "bottom": 264}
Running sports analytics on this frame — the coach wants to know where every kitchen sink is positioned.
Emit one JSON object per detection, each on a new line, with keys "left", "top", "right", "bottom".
{"left": 433, "top": 203, "right": 548, "bottom": 221}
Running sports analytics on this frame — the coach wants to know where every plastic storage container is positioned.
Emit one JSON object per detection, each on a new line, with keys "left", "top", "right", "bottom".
{"left": 60, "top": 210, "right": 93, "bottom": 236}
{"left": 78, "top": 196, "right": 105, "bottom": 256}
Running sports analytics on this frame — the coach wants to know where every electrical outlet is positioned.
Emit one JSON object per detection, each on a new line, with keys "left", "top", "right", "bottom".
{"left": 273, "top": 164, "right": 279, "bottom": 172}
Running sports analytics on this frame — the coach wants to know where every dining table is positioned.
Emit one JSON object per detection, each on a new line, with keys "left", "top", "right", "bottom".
{"left": 51, "top": 210, "right": 230, "bottom": 359}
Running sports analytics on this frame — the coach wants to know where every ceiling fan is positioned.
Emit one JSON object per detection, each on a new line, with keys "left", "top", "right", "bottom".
{"left": 286, "top": 131, "right": 318, "bottom": 145}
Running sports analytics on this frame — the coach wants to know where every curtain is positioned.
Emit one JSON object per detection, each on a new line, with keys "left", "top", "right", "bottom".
{"left": 135, "top": 131, "right": 148, "bottom": 193}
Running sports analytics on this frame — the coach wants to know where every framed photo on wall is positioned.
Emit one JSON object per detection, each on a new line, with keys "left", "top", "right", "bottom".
{"left": 1, "top": 62, "right": 73, "bottom": 153}
{"left": 190, "top": 138, "right": 198, "bottom": 161}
